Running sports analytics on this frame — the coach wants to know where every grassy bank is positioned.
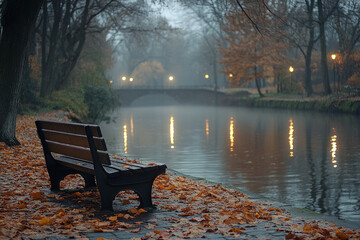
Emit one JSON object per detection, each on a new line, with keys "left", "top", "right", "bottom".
{"left": 225, "top": 94, "right": 360, "bottom": 114}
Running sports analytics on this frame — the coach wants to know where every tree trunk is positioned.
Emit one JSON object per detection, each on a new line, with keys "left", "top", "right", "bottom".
{"left": 304, "top": 0, "right": 315, "bottom": 96}
{"left": 40, "top": 0, "right": 89, "bottom": 95}
{"left": 40, "top": 0, "right": 62, "bottom": 97}
{"left": 317, "top": 0, "right": 331, "bottom": 95}
{"left": 254, "top": 66, "right": 264, "bottom": 97}
{"left": 304, "top": 44, "right": 314, "bottom": 96}
{"left": 0, "top": 0, "right": 43, "bottom": 146}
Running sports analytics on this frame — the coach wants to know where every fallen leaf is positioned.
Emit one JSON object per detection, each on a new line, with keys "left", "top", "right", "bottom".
{"left": 39, "top": 217, "right": 50, "bottom": 226}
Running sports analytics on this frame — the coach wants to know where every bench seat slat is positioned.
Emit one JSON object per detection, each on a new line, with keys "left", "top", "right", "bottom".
{"left": 110, "top": 158, "right": 160, "bottom": 169}
{"left": 47, "top": 140, "right": 110, "bottom": 165}
{"left": 109, "top": 161, "right": 142, "bottom": 171}
{"left": 43, "top": 129, "right": 107, "bottom": 150}
{"left": 55, "top": 156, "right": 164, "bottom": 178}
{"left": 55, "top": 156, "right": 144, "bottom": 174}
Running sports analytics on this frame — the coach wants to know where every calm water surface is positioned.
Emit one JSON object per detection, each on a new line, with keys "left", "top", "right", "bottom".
{"left": 100, "top": 105, "right": 360, "bottom": 223}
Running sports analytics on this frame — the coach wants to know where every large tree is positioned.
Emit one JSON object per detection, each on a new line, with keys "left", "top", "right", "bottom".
{"left": 291, "top": 0, "right": 317, "bottom": 96}
{"left": 317, "top": 0, "right": 339, "bottom": 95}
{"left": 219, "top": 1, "right": 288, "bottom": 96}
{"left": 0, "top": 0, "right": 43, "bottom": 146}
{"left": 333, "top": 0, "right": 360, "bottom": 86}
{"left": 39, "top": 0, "right": 138, "bottom": 97}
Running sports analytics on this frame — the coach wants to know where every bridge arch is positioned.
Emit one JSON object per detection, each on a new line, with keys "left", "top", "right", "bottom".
{"left": 130, "top": 93, "right": 179, "bottom": 106}
{"left": 115, "top": 88, "right": 225, "bottom": 106}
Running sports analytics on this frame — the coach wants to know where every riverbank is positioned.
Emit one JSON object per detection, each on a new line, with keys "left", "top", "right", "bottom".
{"left": 1, "top": 112, "right": 359, "bottom": 239}
{"left": 224, "top": 93, "right": 360, "bottom": 114}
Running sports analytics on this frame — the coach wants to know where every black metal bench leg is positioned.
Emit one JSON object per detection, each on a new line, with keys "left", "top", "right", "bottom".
{"left": 134, "top": 181, "right": 155, "bottom": 209}
{"left": 47, "top": 169, "right": 65, "bottom": 191}
{"left": 96, "top": 180, "right": 118, "bottom": 211}
{"left": 99, "top": 189, "right": 118, "bottom": 211}
{"left": 82, "top": 173, "right": 96, "bottom": 189}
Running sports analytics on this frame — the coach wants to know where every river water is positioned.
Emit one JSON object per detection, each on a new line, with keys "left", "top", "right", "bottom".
{"left": 100, "top": 105, "right": 360, "bottom": 224}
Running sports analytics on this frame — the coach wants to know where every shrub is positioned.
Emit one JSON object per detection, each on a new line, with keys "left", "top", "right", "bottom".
{"left": 83, "top": 85, "right": 120, "bottom": 124}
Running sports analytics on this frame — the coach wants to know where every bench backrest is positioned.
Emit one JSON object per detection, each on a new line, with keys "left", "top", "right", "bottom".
{"left": 35, "top": 120, "right": 111, "bottom": 165}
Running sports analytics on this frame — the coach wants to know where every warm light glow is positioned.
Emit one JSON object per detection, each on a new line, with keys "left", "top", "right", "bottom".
{"left": 122, "top": 76, "right": 126, "bottom": 81}
{"left": 331, "top": 54, "right": 336, "bottom": 60}
{"left": 205, "top": 119, "right": 209, "bottom": 137}
{"left": 205, "top": 74, "right": 209, "bottom": 79}
{"left": 130, "top": 116, "right": 134, "bottom": 136}
{"left": 229, "top": 73, "right": 233, "bottom": 78}
{"left": 129, "top": 77, "right": 134, "bottom": 82}
{"left": 123, "top": 125, "right": 128, "bottom": 154}
{"left": 170, "top": 116, "right": 175, "bottom": 149}
{"left": 109, "top": 80, "right": 113, "bottom": 84}
{"left": 289, "top": 119, "right": 294, "bottom": 157}
{"left": 330, "top": 128, "right": 337, "bottom": 168}
{"left": 289, "top": 66, "right": 294, "bottom": 73}
{"left": 230, "top": 117, "right": 234, "bottom": 152}
{"left": 169, "top": 75, "right": 174, "bottom": 81}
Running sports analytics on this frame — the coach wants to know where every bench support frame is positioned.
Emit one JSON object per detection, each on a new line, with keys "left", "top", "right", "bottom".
{"left": 36, "top": 120, "right": 166, "bottom": 211}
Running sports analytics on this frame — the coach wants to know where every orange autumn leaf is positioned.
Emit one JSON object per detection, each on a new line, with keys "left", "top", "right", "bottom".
{"left": 127, "top": 208, "right": 147, "bottom": 216}
{"left": 336, "top": 231, "right": 349, "bottom": 240}
{"left": 128, "top": 208, "right": 138, "bottom": 214}
{"left": 136, "top": 208, "right": 147, "bottom": 215}
{"left": 55, "top": 212, "right": 64, "bottom": 218}
{"left": 30, "top": 191, "right": 43, "bottom": 200}
{"left": 39, "top": 217, "right": 50, "bottom": 226}
{"left": 179, "top": 193, "right": 186, "bottom": 199}
{"left": 230, "top": 227, "right": 244, "bottom": 233}
{"left": 108, "top": 216, "right": 117, "bottom": 221}
{"left": 18, "top": 202, "right": 26, "bottom": 208}
{"left": 303, "top": 224, "right": 312, "bottom": 232}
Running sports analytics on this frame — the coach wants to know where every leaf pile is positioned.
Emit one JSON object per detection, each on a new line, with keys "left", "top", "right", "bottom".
{"left": 0, "top": 111, "right": 359, "bottom": 239}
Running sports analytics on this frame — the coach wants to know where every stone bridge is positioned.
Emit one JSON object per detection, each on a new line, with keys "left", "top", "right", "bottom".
{"left": 114, "top": 88, "right": 227, "bottom": 106}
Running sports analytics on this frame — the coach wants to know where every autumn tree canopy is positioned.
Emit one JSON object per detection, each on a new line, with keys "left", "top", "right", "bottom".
{"left": 219, "top": 1, "right": 288, "bottom": 96}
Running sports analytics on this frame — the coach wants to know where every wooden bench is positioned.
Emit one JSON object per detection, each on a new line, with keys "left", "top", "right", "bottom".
{"left": 35, "top": 120, "right": 167, "bottom": 211}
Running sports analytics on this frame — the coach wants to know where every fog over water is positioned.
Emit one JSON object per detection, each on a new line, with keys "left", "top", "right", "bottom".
{"left": 100, "top": 104, "right": 360, "bottom": 224}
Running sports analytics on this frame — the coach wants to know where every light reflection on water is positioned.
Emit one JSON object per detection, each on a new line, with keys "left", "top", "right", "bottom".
{"left": 101, "top": 105, "right": 360, "bottom": 223}
{"left": 289, "top": 119, "right": 294, "bottom": 157}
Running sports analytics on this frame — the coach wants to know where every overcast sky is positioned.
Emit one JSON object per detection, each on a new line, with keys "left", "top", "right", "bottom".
{"left": 153, "top": 2, "right": 203, "bottom": 32}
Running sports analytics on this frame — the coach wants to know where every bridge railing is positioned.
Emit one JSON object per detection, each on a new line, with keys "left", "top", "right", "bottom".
{"left": 113, "top": 85, "right": 215, "bottom": 90}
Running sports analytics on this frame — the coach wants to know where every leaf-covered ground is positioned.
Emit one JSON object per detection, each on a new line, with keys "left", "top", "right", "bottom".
{"left": 0, "top": 111, "right": 359, "bottom": 239}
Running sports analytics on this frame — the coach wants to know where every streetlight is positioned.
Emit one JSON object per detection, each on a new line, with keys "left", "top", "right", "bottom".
{"left": 168, "top": 75, "right": 174, "bottom": 88}
{"left": 129, "top": 77, "right": 133, "bottom": 82}
{"left": 229, "top": 73, "right": 233, "bottom": 78}
{"left": 289, "top": 66, "right": 294, "bottom": 92}
{"left": 204, "top": 74, "right": 210, "bottom": 88}
{"left": 331, "top": 54, "right": 336, "bottom": 92}
{"left": 122, "top": 76, "right": 126, "bottom": 81}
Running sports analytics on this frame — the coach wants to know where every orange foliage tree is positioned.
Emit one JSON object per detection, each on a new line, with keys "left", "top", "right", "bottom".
{"left": 219, "top": 1, "right": 288, "bottom": 96}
